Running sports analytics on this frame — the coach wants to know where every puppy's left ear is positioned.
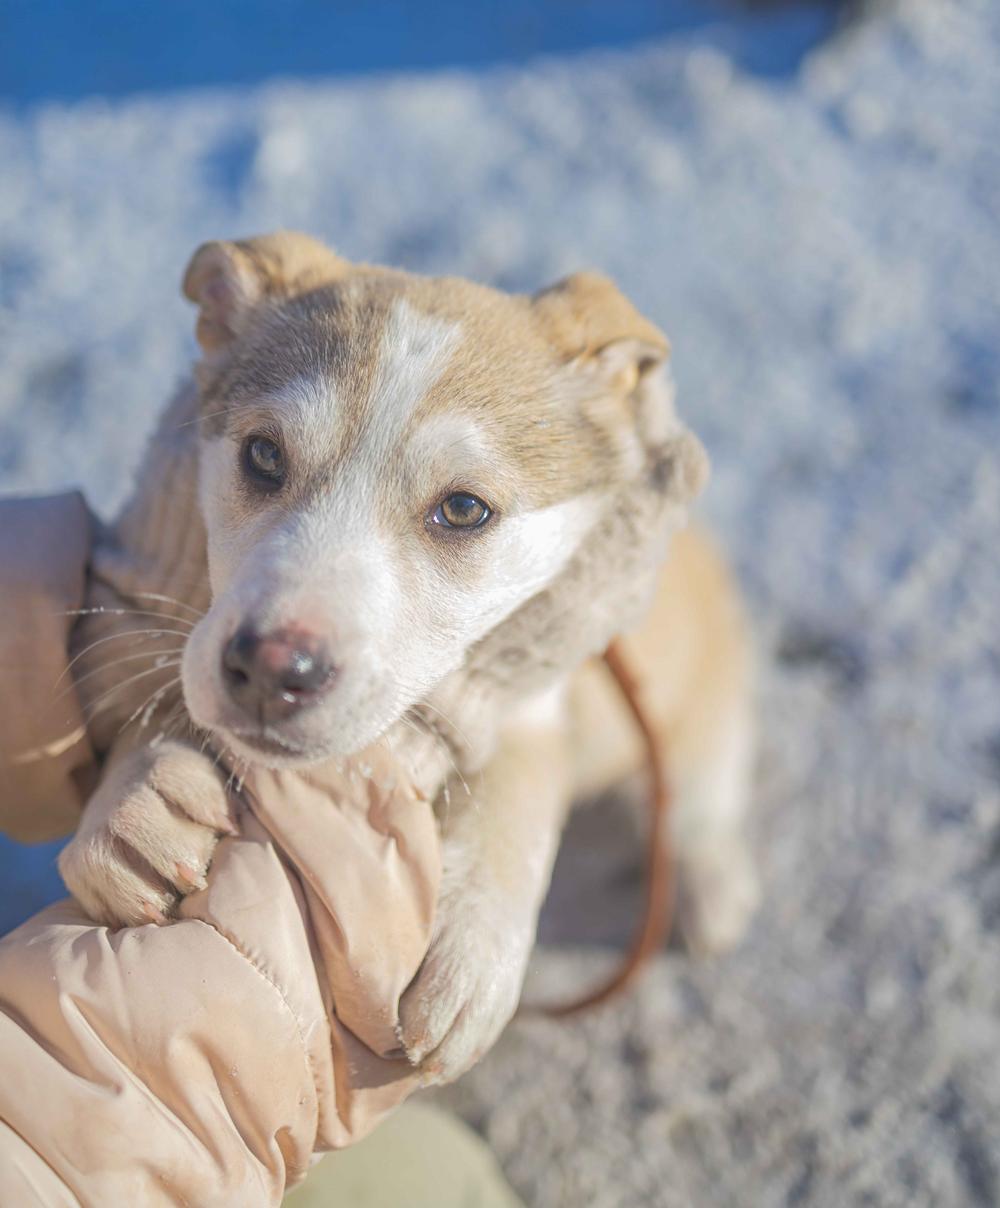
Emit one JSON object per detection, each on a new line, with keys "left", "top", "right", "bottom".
{"left": 531, "top": 271, "right": 670, "bottom": 394}
{"left": 534, "top": 271, "right": 708, "bottom": 503}
{"left": 182, "top": 230, "right": 351, "bottom": 354}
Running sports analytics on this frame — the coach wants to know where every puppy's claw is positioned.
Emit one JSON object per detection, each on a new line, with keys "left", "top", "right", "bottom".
{"left": 394, "top": 1024, "right": 434, "bottom": 1070}
{"left": 174, "top": 861, "right": 208, "bottom": 892}
{"left": 141, "top": 901, "right": 170, "bottom": 926}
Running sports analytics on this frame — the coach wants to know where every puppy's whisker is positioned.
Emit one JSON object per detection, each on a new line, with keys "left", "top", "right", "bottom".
{"left": 397, "top": 690, "right": 476, "bottom": 789}
{"left": 224, "top": 747, "right": 252, "bottom": 798}
{"left": 151, "top": 700, "right": 190, "bottom": 747}
{"left": 129, "top": 591, "right": 207, "bottom": 620}
{"left": 219, "top": 740, "right": 244, "bottom": 793}
{"left": 387, "top": 675, "right": 469, "bottom": 741}
{"left": 445, "top": 759, "right": 471, "bottom": 804}
{"left": 176, "top": 407, "right": 230, "bottom": 432}
{"left": 57, "top": 606, "right": 197, "bottom": 630}
{"left": 411, "top": 699, "right": 474, "bottom": 752}
{"left": 57, "top": 627, "right": 193, "bottom": 688}
{"left": 56, "top": 648, "right": 185, "bottom": 701}
{"left": 397, "top": 715, "right": 425, "bottom": 745}
{"left": 401, "top": 709, "right": 471, "bottom": 801}
{"left": 83, "top": 663, "right": 182, "bottom": 720}
{"left": 114, "top": 676, "right": 182, "bottom": 740}
{"left": 163, "top": 699, "right": 188, "bottom": 727}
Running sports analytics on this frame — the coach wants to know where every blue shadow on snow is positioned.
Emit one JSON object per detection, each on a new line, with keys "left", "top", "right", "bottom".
{"left": 1, "top": 0, "right": 841, "bottom": 105}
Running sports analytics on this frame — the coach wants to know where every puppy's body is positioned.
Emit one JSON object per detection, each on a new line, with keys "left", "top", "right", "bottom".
{"left": 570, "top": 526, "right": 758, "bottom": 954}
{"left": 60, "top": 233, "right": 757, "bottom": 1080}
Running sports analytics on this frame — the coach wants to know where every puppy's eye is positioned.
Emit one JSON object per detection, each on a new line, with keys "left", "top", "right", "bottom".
{"left": 243, "top": 435, "right": 285, "bottom": 488}
{"left": 431, "top": 492, "right": 491, "bottom": 530}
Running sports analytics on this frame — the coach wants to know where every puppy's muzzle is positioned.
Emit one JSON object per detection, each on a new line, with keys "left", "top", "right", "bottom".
{"left": 222, "top": 626, "right": 336, "bottom": 723}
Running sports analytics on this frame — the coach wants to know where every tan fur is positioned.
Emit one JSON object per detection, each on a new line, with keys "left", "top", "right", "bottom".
{"left": 571, "top": 524, "right": 751, "bottom": 795}
{"left": 60, "top": 231, "right": 757, "bottom": 1078}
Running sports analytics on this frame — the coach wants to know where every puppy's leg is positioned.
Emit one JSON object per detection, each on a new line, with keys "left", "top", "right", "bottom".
{"left": 398, "top": 688, "right": 573, "bottom": 1083}
{"left": 58, "top": 736, "right": 236, "bottom": 928}
{"left": 667, "top": 680, "right": 759, "bottom": 956}
{"left": 652, "top": 530, "right": 760, "bottom": 955}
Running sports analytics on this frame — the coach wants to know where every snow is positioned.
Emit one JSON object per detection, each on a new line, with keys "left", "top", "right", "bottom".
{"left": 1, "top": 0, "right": 999, "bottom": 1202}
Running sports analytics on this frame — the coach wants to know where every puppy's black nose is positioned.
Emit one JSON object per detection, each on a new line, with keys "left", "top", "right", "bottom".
{"left": 222, "top": 626, "right": 335, "bottom": 722}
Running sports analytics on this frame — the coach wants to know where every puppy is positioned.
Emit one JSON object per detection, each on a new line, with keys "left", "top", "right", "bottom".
{"left": 59, "top": 233, "right": 758, "bottom": 1080}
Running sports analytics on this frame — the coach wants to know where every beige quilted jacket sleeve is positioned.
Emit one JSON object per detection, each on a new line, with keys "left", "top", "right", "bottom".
{"left": 0, "top": 493, "right": 440, "bottom": 1207}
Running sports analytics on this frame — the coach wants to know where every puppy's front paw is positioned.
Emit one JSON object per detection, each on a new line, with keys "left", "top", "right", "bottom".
{"left": 59, "top": 741, "right": 236, "bottom": 929}
{"left": 397, "top": 887, "right": 532, "bottom": 1085}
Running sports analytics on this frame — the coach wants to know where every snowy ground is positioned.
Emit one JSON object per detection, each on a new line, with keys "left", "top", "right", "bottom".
{"left": 1, "top": 0, "right": 999, "bottom": 1203}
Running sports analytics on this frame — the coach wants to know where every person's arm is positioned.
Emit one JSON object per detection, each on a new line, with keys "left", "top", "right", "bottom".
{"left": 0, "top": 491, "right": 97, "bottom": 843}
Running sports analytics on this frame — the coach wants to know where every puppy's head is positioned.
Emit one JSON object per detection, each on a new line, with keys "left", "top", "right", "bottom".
{"left": 179, "top": 231, "right": 703, "bottom": 766}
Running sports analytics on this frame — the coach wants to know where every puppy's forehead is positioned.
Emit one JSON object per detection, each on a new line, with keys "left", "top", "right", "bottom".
{"left": 214, "top": 271, "right": 621, "bottom": 502}
{"left": 362, "top": 296, "right": 465, "bottom": 444}
{"left": 223, "top": 273, "right": 549, "bottom": 423}
{"left": 266, "top": 297, "right": 476, "bottom": 471}
{"left": 262, "top": 297, "right": 478, "bottom": 486}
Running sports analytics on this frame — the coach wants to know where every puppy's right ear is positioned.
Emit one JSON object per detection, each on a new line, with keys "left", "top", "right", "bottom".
{"left": 182, "top": 231, "right": 350, "bottom": 353}
{"left": 182, "top": 241, "right": 262, "bottom": 353}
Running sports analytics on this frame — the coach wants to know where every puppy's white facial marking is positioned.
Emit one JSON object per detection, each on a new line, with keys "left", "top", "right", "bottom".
{"left": 363, "top": 300, "right": 462, "bottom": 464}
{"left": 406, "top": 413, "right": 499, "bottom": 489}
{"left": 450, "top": 495, "right": 601, "bottom": 637}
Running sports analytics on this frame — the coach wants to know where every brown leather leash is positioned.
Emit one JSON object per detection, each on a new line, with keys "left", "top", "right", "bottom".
{"left": 527, "top": 638, "right": 676, "bottom": 1018}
